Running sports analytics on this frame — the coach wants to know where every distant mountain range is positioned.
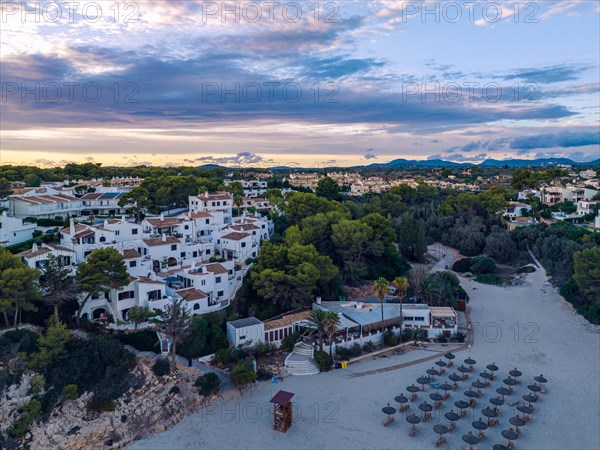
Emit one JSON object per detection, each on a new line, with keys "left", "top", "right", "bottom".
{"left": 368, "top": 157, "right": 600, "bottom": 168}
{"left": 199, "top": 158, "right": 599, "bottom": 171}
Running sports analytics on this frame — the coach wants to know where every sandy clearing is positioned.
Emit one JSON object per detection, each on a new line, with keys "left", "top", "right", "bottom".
{"left": 128, "top": 264, "right": 600, "bottom": 450}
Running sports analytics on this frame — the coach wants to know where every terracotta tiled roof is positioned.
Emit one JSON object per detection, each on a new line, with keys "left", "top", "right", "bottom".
{"left": 17, "top": 247, "right": 51, "bottom": 258}
{"left": 143, "top": 236, "right": 180, "bottom": 246}
{"left": 176, "top": 287, "right": 208, "bottom": 301}
{"left": 205, "top": 263, "right": 229, "bottom": 275}
{"left": 145, "top": 218, "right": 184, "bottom": 228}
{"left": 123, "top": 249, "right": 141, "bottom": 259}
{"left": 137, "top": 276, "right": 165, "bottom": 285}
{"left": 228, "top": 224, "right": 259, "bottom": 231}
{"left": 185, "top": 211, "right": 213, "bottom": 219}
{"left": 264, "top": 310, "right": 311, "bottom": 331}
{"left": 45, "top": 243, "right": 75, "bottom": 253}
{"left": 221, "top": 231, "right": 251, "bottom": 241}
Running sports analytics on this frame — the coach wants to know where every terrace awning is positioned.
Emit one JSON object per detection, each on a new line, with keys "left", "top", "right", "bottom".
{"left": 361, "top": 315, "right": 402, "bottom": 333}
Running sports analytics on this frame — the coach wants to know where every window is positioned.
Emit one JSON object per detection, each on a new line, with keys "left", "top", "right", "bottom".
{"left": 216, "top": 276, "right": 221, "bottom": 283}
{"left": 217, "top": 239, "right": 220, "bottom": 244}
{"left": 193, "top": 304, "right": 200, "bottom": 311}
{"left": 184, "top": 225, "right": 189, "bottom": 230}
{"left": 239, "top": 335, "right": 246, "bottom": 340}
{"left": 217, "top": 290, "right": 224, "bottom": 297}
{"left": 148, "top": 290, "right": 161, "bottom": 301}
{"left": 129, "top": 261, "right": 137, "bottom": 268}
{"left": 171, "top": 244, "right": 177, "bottom": 251}
{"left": 193, "top": 251, "right": 198, "bottom": 258}
{"left": 118, "top": 291, "right": 134, "bottom": 300}
{"left": 201, "top": 280, "right": 206, "bottom": 286}
{"left": 132, "top": 228, "right": 138, "bottom": 235}
{"left": 115, "top": 230, "right": 120, "bottom": 236}
{"left": 99, "top": 236, "right": 106, "bottom": 243}
{"left": 205, "top": 219, "right": 209, "bottom": 224}
{"left": 241, "top": 242, "right": 246, "bottom": 248}
{"left": 180, "top": 252, "right": 186, "bottom": 258}
{"left": 206, "top": 249, "right": 211, "bottom": 254}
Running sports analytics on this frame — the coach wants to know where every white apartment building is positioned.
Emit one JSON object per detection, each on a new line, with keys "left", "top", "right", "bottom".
{"left": 189, "top": 191, "right": 233, "bottom": 224}
{"left": 576, "top": 200, "right": 599, "bottom": 216}
{"left": 504, "top": 202, "right": 532, "bottom": 219}
{"left": 9, "top": 193, "right": 83, "bottom": 218}
{"left": 80, "top": 192, "right": 127, "bottom": 216}
{"left": 0, "top": 211, "right": 37, "bottom": 246}
{"left": 224, "top": 179, "right": 268, "bottom": 197}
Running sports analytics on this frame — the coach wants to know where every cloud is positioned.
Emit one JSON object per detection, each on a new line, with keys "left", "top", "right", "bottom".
{"left": 364, "top": 153, "right": 377, "bottom": 160}
{"left": 445, "top": 130, "right": 600, "bottom": 156}
{"left": 498, "top": 64, "right": 590, "bottom": 84}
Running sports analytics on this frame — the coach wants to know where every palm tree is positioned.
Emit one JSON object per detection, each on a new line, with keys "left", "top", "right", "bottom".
{"left": 373, "top": 277, "right": 391, "bottom": 349}
{"left": 392, "top": 276, "right": 409, "bottom": 341}
{"left": 323, "top": 312, "right": 341, "bottom": 357}
{"left": 307, "top": 309, "right": 329, "bottom": 352}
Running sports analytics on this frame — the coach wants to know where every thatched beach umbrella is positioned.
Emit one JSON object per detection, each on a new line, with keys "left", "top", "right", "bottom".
{"left": 489, "top": 397, "right": 504, "bottom": 406}
{"left": 462, "top": 431, "right": 480, "bottom": 450}
{"left": 417, "top": 377, "right": 430, "bottom": 391}
{"left": 501, "top": 428, "right": 519, "bottom": 447}
{"left": 455, "top": 399, "right": 469, "bottom": 416}
{"left": 406, "top": 413, "right": 421, "bottom": 435}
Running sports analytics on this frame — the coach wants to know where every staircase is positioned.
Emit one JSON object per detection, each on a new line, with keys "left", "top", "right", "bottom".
{"left": 284, "top": 342, "right": 319, "bottom": 376}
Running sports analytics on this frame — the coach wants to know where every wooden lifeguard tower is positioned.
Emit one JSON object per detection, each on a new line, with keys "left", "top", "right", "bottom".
{"left": 269, "top": 390, "right": 295, "bottom": 433}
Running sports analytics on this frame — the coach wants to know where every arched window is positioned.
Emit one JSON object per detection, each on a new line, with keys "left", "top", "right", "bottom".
{"left": 99, "top": 236, "right": 106, "bottom": 243}
{"left": 184, "top": 225, "right": 189, "bottom": 230}
{"left": 193, "top": 303, "right": 200, "bottom": 311}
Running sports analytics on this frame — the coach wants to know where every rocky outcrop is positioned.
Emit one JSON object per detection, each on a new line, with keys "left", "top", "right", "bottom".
{"left": 28, "top": 359, "right": 205, "bottom": 450}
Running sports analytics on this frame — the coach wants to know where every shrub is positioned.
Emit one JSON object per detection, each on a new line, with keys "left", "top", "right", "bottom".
{"left": 213, "top": 347, "right": 241, "bottom": 367}
{"left": 362, "top": 341, "right": 375, "bottom": 353}
{"left": 6, "top": 400, "right": 42, "bottom": 438}
{"left": 32, "top": 230, "right": 43, "bottom": 238}
{"left": 169, "top": 385, "right": 180, "bottom": 395}
{"left": 452, "top": 257, "right": 473, "bottom": 273}
{"left": 152, "top": 358, "right": 171, "bottom": 377}
{"left": 475, "top": 274, "right": 503, "bottom": 285}
{"left": 29, "top": 374, "right": 45, "bottom": 395}
{"left": 280, "top": 331, "right": 302, "bottom": 353}
{"left": 256, "top": 368, "right": 273, "bottom": 381}
{"left": 230, "top": 362, "right": 257, "bottom": 389}
{"left": 471, "top": 256, "right": 496, "bottom": 275}
{"left": 383, "top": 330, "right": 398, "bottom": 347}
{"left": 117, "top": 330, "right": 159, "bottom": 353}
{"left": 195, "top": 373, "right": 221, "bottom": 397}
{"left": 452, "top": 332, "right": 466, "bottom": 343}
{"left": 314, "top": 351, "right": 333, "bottom": 372}
{"left": 88, "top": 397, "right": 116, "bottom": 413}
{"left": 434, "top": 334, "right": 448, "bottom": 343}
{"left": 62, "top": 384, "right": 79, "bottom": 400}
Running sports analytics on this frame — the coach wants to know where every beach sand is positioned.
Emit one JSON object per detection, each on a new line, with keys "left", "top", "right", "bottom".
{"left": 128, "top": 264, "right": 600, "bottom": 450}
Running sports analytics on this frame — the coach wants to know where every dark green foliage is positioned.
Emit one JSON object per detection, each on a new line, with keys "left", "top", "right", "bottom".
{"left": 362, "top": 341, "right": 375, "bottom": 352}
{"left": 383, "top": 330, "right": 398, "bottom": 347}
{"left": 470, "top": 256, "right": 496, "bottom": 275}
{"left": 396, "top": 213, "right": 427, "bottom": 262}
{"left": 169, "top": 385, "right": 180, "bottom": 395}
{"left": 230, "top": 361, "right": 257, "bottom": 389}
{"left": 152, "top": 358, "right": 171, "bottom": 377}
{"left": 256, "top": 368, "right": 274, "bottom": 381}
{"left": 117, "top": 329, "right": 160, "bottom": 352}
{"left": 177, "top": 317, "right": 229, "bottom": 358}
{"left": 0, "top": 329, "right": 38, "bottom": 361}
{"left": 485, "top": 230, "right": 517, "bottom": 263}
{"left": 434, "top": 334, "right": 448, "bottom": 343}
{"left": 280, "top": 331, "right": 302, "bottom": 352}
{"left": 452, "top": 258, "right": 474, "bottom": 273}
{"left": 195, "top": 373, "right": 221, "bottom": 397}
{"left": 475, "top": 274, "right": 503, "bottom": 285}
{"left": 88, "top": 398, "right": 116, "bottom": 413}
{"left": 452, "top": 332, "right": 466, "bottom": 343}
{"left": 62, "top": 384, "right": 78, "bottom": 400}
{"left": 335, "top": 343, "right": 363, "bottom": 360}
{"left": 423, "top": 271, "right": 466, "bottom": 307}
{"left": 314, "top": 350, "right": 333, "bottom": 372}
{"left": 42, "top": 337, "right": 134, "bottom": 415}
{"left": 214, "top": 347, "right": 241, "bottom": 366}
{"left": 316, "top": 177, "right": 341, "bottom": 200}
{"left": 560, "top": 280, "right": 600, "bottom": 325}
{"left": 6, "top": 400, "right": 42, "bottom": 438}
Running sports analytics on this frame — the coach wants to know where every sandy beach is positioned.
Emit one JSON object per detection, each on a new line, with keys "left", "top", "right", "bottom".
{"left": 128, "top": 264, "right": 600, "bottom": 450}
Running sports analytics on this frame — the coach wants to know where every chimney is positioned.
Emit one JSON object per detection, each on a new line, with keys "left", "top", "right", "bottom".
{"left": 121, "top": 214, "right": 126, "bottom": 222}
{"left": 160, "top": 212, "right": 164, "bottom": 220}
{"left": 104, "top": 219, "right": 109, "bottom": 228}
{"left": 316, "top": 296, "right": 322, "bottom": 305}
{"left": 70, "top": 219, "right": 76, "bottom": 236}
{"left": 356, "top": 302, "right": 363, "bottom": 310}
{"left": 162, "top": 233, "right": 167, "bottom": 242}
{"left": 32, "top": 243, "right": 38, "bottom": 252}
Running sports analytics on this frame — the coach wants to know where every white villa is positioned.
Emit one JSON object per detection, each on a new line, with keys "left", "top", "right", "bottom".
{"left": 226, "top": 301, "right": 459, "bottom": 350}
{"left": 0, "top": 211, "right": 37, "bottom": 246}
{"left": 14, "top": 190, "right": 271, "bottom": 325}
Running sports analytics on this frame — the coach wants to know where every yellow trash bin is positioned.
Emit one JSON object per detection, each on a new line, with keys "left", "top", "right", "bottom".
{"left": 341, "top": 361, "right": 348, "bottom": 369}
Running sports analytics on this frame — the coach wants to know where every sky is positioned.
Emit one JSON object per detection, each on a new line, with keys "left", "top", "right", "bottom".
{"left": 1, "top": 0, "right": 599, "bottom": 168}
